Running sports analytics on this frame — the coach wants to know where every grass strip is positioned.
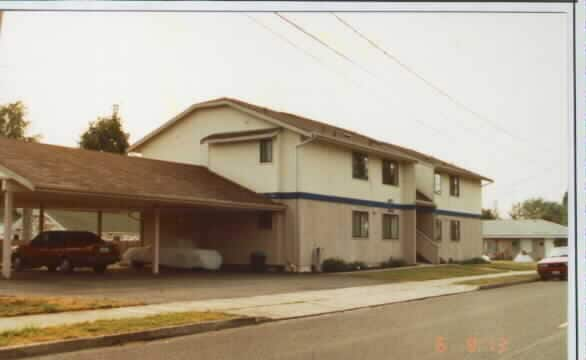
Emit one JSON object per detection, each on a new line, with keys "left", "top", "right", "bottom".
{"left": 0, "top": 296, "right": 143, "bottom": 318}
{"left": 473, "top": 261, "right": 537, "bottom": 272}
{"left": 0, "top": 311, "right": 233, "bottom": 347}
{"left": 455, "top": 274, "right": 539, "bottom": 287}
{"left": 348, "top": 265, "right": 506, "bottom": 283}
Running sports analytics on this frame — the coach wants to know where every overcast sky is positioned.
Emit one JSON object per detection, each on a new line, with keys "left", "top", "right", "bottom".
{"left": 0, "top": 10, "right": 570, "bottom": 216}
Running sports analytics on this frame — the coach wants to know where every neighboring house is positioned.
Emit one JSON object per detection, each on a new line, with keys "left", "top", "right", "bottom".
{"left": 4, "top": 210, "right": 139, "bottom": 242}
{"left": 483, "top": 219, "right": 568, "bottom": 260}
{"left": 127, "top": 97, "right": 491, "bottom": 270}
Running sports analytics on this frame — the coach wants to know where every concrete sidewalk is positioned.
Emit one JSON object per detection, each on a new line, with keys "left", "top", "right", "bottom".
{"left": 0, "top": 271, "right": 534, "bottom": 332}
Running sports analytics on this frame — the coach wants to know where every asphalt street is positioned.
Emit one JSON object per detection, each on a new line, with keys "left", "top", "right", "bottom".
{"left": 35, "top": 281, "right": 567, "bottom": 360}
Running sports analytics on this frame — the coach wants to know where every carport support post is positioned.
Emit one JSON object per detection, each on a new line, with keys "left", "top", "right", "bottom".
{"left": 97, "top": 211, "right": 103, "bottom": 238}
{"left": 39, "top": 204, "right": 45, "bottom": 233}
{"left": 2, "top": 183, "right": 13, "bottom": 279}
{"left": 22, "top": 208, "right": 32, "bottom": 243}
{"left": 153, "top": 208, "right": 160, "bottom": 275}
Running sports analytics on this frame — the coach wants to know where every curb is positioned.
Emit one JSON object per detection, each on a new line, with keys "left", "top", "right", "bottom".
{"left": 477, "top": 278, "right": 539, "bottom": 290}
{"left": 0, "top": 317, "right": 265, "bottom": 360}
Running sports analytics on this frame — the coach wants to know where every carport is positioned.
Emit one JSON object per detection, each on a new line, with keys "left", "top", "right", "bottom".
{"left": 0, "top": 137, "right": 285, "bottom": 279}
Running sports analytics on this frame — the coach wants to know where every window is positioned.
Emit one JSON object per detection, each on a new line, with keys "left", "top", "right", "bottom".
{"left": 434, "top": 173, "right": 442, "bottom": 194}
{"left": 450, "top": 220, "right": 461, "bottom": 241}
{"left": 352, "top": 211, "right": 369, "bottom": 238}
{"left": 554, "top": 238, "right": 568, "bottom": 247}
{"left": 382, "top": 214, "right": 399, "bottom": 240}
{"left": 352, "top": 152, "right": 368, "bottom": 180}
{"left": 30, "top": 233, "right": 49, "bottom": 248}
{"left": 260, "top": 139, "right": 273, "bottom": 163}
{"left": 382, "top": 160, "right": 399, "bottom": 186}
{"left": 434, "top": 219, "right": 442, "bottom": 241}
{"left": 449, "top": 175, "right": 460, "bottom": 197}
{"left": 258, "top": 212, "right": 273, "bottom": 230}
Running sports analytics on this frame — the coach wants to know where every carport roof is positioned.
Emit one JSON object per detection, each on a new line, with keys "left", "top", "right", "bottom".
{"left": 0, "top": 136, "right": 283, "bottom": 211}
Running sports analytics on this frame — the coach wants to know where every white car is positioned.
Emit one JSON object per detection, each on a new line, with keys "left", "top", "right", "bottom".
{"left": 123, "top": 246, "right": 223, "bottom": 271}
{"left": 537, "top": 246, "right": 568, "bottom": 280}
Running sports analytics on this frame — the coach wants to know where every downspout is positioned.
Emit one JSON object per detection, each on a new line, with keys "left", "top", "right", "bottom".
{"left": 295, "top": 134, "right": 316, "bottom": 271}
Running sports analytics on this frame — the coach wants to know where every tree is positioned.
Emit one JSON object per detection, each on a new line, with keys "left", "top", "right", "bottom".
{"left": 561, "top": 191, "right": 568, "bottom": 225}
{"left": 0, "top": 101, "right": 40, "bottom": 142}
{"left": 509, "top": 197, "right": 565, "bottom": 224}
{"left": 79, "top": 105, "right": 130, "bottom": 154}
{"left": 481, "top": 208, "right": 499, "bottom": 220}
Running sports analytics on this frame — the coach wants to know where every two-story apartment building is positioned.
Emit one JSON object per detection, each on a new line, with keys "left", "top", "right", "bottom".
{"left": 128, "top": 98, "right": 491, "bottom": 271}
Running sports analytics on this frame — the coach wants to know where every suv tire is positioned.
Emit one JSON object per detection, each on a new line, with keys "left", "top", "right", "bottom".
{"left": 58, "top": 258, "right": 73, "bottom": 273}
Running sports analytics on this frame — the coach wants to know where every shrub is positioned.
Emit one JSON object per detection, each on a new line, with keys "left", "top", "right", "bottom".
{"left": 322, "top": 258, "right": 349, "bottom": 272}
{"left": 347, "top": 261, "right": 367, "bottom": 271}
{"left": 458, "top": 257, "right": 490, "bottom": 265}
{"left": 380, "top": 257, "right": 407, "bottom": 268}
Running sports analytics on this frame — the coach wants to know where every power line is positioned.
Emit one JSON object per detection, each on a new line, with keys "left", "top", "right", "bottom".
{"left": 331, "top": 13, "right": 553, "bottom": 151}
{"left": 273, "top": 12, "right": 457, "bottom": 141}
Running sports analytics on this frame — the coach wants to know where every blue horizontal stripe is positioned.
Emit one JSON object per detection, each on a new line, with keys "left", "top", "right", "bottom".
{"left": 263, "top": 192, "right": 481, "bottom": 219}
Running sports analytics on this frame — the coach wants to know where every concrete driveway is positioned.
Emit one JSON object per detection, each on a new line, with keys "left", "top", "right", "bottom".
{"left": 0, "top": 268, "right": 382, "bottom": 304}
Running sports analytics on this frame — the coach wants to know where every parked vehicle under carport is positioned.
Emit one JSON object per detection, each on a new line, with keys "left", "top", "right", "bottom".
{"left": 12, "top": 231, "right": 120, "bottom": 273}
{"left": 123, "top": 246, "right": 223, "bottom": 271}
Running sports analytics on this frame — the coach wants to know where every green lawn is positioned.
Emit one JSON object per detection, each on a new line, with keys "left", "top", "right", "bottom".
{"left": 348, "top": 265, "right": 506, "bottom": 283}
{"left": 0, "top": 311, "right": 233, "bottom": 347}
{"left": 455, "top": 274, "right": 539, "bottom": 287}
{"left": 347, "top": 261, "right": 536, "bottom": 283}
{"left": 474, "top": 261, "right": 537, "bottom": 272}
{"left": 0, "top": 296, "right": 142, "bottom": 318}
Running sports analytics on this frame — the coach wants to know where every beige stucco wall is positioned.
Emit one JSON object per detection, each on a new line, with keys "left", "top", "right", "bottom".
{"left": 296, "top": 199, "right": 413, "bottom": 270}
{"left": 415, "top": 162, "right": 435, "bottom": 200}
{"left": 298, "top": 141, "right": 415, "bottom": 205}
{"left": 434, "top": 215, "right": 482, "bottom": 262}
{"left": 136, "top": 106, "right": 275, "bottom": 165}
{"left": 433, "top": 173, "right": 482, "bottom": 215}
{"left": 208, "top": 137, "right": 279, "bottom": 193}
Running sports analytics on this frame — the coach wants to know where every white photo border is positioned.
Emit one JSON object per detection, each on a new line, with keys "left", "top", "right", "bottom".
{"left": 0, "top": 1, "right": 581, "bottom": 359}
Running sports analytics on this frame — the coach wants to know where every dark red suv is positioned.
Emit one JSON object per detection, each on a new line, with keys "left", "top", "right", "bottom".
{"left": 12, "top": 231, "right": 120, "bottom": 273}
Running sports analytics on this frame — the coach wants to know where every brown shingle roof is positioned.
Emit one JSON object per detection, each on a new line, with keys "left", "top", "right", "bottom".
{"left": 132, "top": 97, "right": 491, "bottom": 181}
{"left": 0, "top": 136, "right": 281, "bottom": 210}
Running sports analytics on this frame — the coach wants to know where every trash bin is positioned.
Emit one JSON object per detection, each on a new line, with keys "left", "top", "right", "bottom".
{"left": 250, "top": 251, "right": 267, "bottom": 272}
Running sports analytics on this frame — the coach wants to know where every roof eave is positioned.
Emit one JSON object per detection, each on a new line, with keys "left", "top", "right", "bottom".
{"left": 313, "top": 134, "right": 419, "bottom": 163}
{"left": 129, "top": 99, "right": 310, "bottom": 152}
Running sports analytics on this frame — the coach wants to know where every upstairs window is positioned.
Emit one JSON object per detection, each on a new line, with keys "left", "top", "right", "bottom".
{"left": 450, "top": 220, "right": 461, "bottom": 241}
{"left": 260, "top": 139, "right": 273, "bottom": 163}
{"left": 434, "top": 173, "right": 442, "bottom": 194}
{"left": 382, "top": 160, "right": 399, "bottom": 186}
{"left": 352, "top": 152, "right": 368, "bottom": 180}
{"left": 382, "top": 214, "right": 399, "bottom": 240}
{"left": 449, "top": 175, "right": 460, "bottom": 197}
{"left": 352, "top": 211, "right": 369, "bottom": 238}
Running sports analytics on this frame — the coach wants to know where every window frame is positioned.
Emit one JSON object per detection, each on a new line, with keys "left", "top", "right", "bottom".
{"left": 434, "top": 173, "right": 442, "bottom": 195}
{"left": 259, "top": 139, "right": 273, "bottom": 163}
{"left": 382, "top": 213, "right": 399, "bottom": 240}
{"left": 352, "top": 211, "right": 369, "bottom": 239}
{"left": 449, "top": 175, "right": 460, "bottom": 197}
{"left": 352, "top": 152, "right": 369, "bottom": 180}
{"left": 450, "top": 220, "right": 461, "bottom": 242}
{"left": 382, "top": 159, "right": 399, "bottom": 186}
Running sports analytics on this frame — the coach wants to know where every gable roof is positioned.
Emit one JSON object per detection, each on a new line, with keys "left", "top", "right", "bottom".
{"left": 0, "top": 136, "right": 283, "bottom": 211}
{"left": 483, "top": 219, "right": 568, "bottom": 239}
{"left": 130, "top": 97, "right": 491, "bottom": 181}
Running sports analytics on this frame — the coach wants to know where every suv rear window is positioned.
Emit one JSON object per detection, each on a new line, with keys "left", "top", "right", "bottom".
{"left": 63, "top": 232, "right": 102, "bottom": 247}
